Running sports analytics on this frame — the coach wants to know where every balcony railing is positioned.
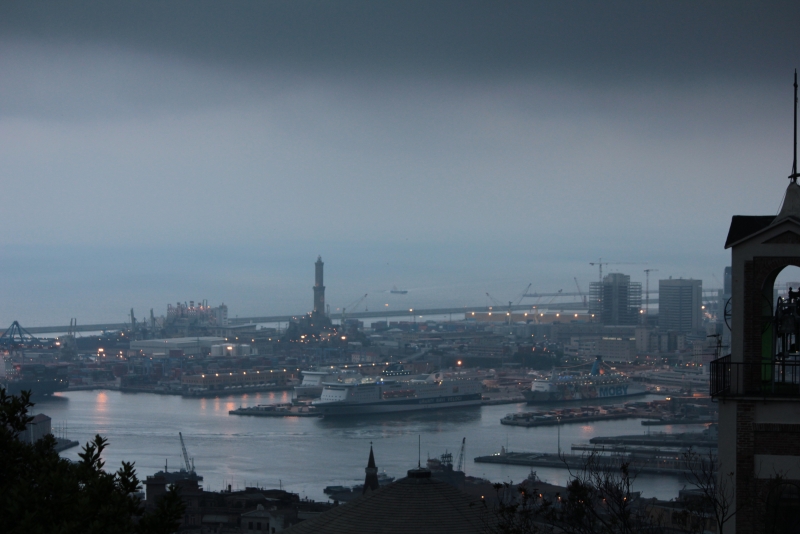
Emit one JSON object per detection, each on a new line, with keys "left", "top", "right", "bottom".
{"left": 710, "top": 354, "right": 800, "bottom": 397}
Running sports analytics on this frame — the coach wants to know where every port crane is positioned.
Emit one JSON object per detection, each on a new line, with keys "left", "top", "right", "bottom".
{"left": 0, "top": 321, "right": 43, "bottom": 349}
{"left": 455, "top": 437, "right": 466, "bottom": 473}
{"left": 573, "top": 278, "right": 587, "bottom": 307}
{"left": 179, "top": 432, "right": 195, "bottom": 474}
{"left": 485, "top": 283, "right": 532, "bottom": 319}
{"left": 341, "top": 294, "right": 368, "bottom": 325}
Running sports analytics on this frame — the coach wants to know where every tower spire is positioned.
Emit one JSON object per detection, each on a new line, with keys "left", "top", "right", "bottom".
{"left": 362, "top": 443, "right": 380, "bottom": 495}
{"left": 791, "top": 69, "right": 799, "bottom": 183}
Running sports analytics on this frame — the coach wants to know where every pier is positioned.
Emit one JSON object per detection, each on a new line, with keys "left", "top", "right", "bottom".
{"left": 589, "top": 432, "right": 717, "bottom": 449}
{"left": 473, "top": 450, "right": 711, "bottom": 477}
{"left": 229, "top": 404, "right": 321, "bottom": 418}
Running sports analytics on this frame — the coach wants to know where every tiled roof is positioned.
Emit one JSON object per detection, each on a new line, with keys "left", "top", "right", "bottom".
{"left": 285, "top": 471, "right": 488, "bottom": 534}
{"left": 724, "top": 215, "right": 775, "bottom": 248}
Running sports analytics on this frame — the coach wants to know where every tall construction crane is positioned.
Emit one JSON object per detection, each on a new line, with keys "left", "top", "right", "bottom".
{"left": 643, "top": 269, "right": 659, "bottom": 319}
{"left": 341, "top": 294, "right": 368, "bottom": 324}
{"left": 589, "top": 259, "right": 647, "bottom": 283}
{"left": 179, "top": 432, "right": 195, "bottom": 474}
{"left": 455, "top": 437, "right": 466, "bottom": 473}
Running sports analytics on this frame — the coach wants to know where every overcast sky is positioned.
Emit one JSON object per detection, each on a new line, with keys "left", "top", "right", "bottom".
{"left": 2, "top": 1, "right": 799, "bottom": 326}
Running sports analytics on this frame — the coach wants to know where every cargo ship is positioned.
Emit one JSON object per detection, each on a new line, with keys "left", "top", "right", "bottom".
{"left": 2, "top": 363, "right": 70, "bottom": 397}
{"left": 523, "top": 357, "right": 646, "bottom": 404}
{"left": 390, "top": 286, "right": 408, "bottom": 294}
{"left": 312, "top": 372, "right": 483, "bottom": 416}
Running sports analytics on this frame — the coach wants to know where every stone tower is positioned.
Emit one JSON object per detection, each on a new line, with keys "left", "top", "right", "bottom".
{"left": 313, "top": 256, "right": 325, "bottom": 318}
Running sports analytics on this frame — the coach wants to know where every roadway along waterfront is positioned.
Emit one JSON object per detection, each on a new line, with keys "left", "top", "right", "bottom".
{"left": 37, "top": 390, "right": 692, "bottom": 502}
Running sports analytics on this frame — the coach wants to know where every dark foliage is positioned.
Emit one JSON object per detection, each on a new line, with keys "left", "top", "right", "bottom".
{"left": 0, "top": 388, "right": 184, "bottom": 534}
{"left": 483, "top": 455, "right": 675, "bottom": 534}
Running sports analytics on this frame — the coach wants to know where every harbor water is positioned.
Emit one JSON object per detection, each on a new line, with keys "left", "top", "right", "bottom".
{"left": 37, "top": 391, "right": 691, "bottom": 502}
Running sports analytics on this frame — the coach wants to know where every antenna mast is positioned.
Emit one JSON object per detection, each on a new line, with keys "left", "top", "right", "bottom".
{"left": 791, "top": 69, "right": 799, "bottom": 183}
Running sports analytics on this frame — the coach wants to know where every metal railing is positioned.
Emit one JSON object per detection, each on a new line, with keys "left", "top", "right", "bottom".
{"left": 710, "top": 354, "right": 800, "bottom": 397}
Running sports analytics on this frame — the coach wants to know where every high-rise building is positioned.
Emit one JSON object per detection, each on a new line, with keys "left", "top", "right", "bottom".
{"left": 658, "top": 278, "right": 703, "bottom": 334}
{"left": 588, "top": 273, "right": 642, "bottom": 326}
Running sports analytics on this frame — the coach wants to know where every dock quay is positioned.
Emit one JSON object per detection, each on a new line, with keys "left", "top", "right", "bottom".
{"left": 229, "top": 403, "right": 321, "bottom": 417}
{"left": 641, "top": 417, "right": 717, "bottom": 426}
{"left": 54, "top": 437, "right": 80, "bottom": 453}
{"left": 570, "top": 444, "right": 713, "bottom": 455}
{"left": 589, "top": 430, "right": 717, "bottom": 450}
{"left": 502, "top": 410, "right": 645, "bottom": 427}
{"left": 500, "top": 402, "right": 660, "bottom": 428}
{"left": 473, "top": 450, "right": 710, "bottom": 477}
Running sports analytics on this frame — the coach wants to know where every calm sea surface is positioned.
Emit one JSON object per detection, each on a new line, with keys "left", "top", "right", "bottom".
{"left": 36, "top": 391, "right": 692, "bottom": 502}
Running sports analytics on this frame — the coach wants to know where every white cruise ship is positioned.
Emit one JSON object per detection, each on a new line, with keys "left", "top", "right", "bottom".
{"left": 524, "top": 357, "right": 647, "bottom": 404}
{"left": 312, "top": 372, "right": 483, "bottom": 416}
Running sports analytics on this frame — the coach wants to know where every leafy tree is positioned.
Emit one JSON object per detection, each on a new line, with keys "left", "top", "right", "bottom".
{"left": 0, "top": 388, "right": 184, "bottom": 534}
{"left": 483, "top": 454, "right": 672, "bottom": 534}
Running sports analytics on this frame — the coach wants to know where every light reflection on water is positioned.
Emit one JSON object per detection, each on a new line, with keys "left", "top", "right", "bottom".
{"left": 37, "top": 391, "right": 690, "bottom": 502}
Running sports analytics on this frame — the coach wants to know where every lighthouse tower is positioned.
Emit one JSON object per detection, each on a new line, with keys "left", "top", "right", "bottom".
{"left": 313, "top": 256, "right": 325, "bottom": 318}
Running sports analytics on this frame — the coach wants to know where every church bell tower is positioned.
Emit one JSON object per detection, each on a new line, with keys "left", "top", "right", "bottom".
{"left": 713, "top": 71, "right": 800, "bottom": 533}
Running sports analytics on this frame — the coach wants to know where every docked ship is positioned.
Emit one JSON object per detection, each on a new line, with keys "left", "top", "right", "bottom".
{"left": 294, "top": 368, "right": 362, "bottom": 398}
{"left": 312, "top": 372, "right": 483, "bottom": 416}
{"left": 523, "top": 357, "right": 646, "bottom": 404}
{"left": 2, "top": 362, "right": 69, "bottom": 397}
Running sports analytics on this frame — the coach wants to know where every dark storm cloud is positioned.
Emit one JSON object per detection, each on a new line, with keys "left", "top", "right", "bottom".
{"left": 1, "top": 1, "right": 798, "bottom": 324}
{"left": 2, "top": 1, "right": 798, "bottom": 82}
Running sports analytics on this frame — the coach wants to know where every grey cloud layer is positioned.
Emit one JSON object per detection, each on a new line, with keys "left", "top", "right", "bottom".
{"left": 0, "top": 1, "right": 797, "bottom": 323}
{"left": 2, "top": 1, "right": 798, "bottom": 82}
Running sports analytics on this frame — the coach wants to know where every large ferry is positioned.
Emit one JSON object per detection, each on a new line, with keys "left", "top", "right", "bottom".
{"left": 312, "top": 372, "right": 483, "bottom": 416}
{"left": 523, "top": 357, "right": 646, "bottom": 404}
{"left": 294, "top": 368, "right": 362, "bottom": 398}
